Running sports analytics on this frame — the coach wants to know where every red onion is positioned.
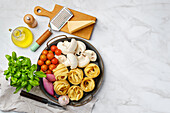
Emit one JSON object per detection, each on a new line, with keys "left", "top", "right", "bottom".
{"left": 46, "top": 74, "right": 56, "bottom": 82}
{"left": 43, "top": 77, "right": 54, "bottom": 96}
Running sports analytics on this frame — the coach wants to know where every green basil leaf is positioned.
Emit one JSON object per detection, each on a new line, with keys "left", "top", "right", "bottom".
{"left": 28, "top": 71, "right": 34, "bottom": 80}
{"left": 14, "top": 71, "right": 21, "bottom": 78}
{"left": 26, "top": 58, "right": 31, "bottom": 67}
{"left": 34, "top": 76, "right": 39, "bottom": 81}
{"left": 8, "top": 61, "right": 13, "bottom": 66}
{"left": 12, "top": 51, "right": 17, "bottom": 60}
{"left": 28, "top": 80, "right": 36, "bottom": 86}
{"left": 12, "top": 84, "right": 19, "bottom": 87}
{"left": 5, "top": 55, "right": 11, "bottom": 61}
{"left": 16, "top": 78, "right": 22, "bottom": 85}
{"left": 21, "top": 81, "right": 28, "bottom": 87}
{"left": 16, "top": 60, "right": 21, "bottom": 67}
{"left": 34, "top": 71, "right": 46, "bottom": 78}
{"left": 21, "top": 58, "right": 27, "bottom": 65}
{"left": 21, "top": 58, "right": 31, "bottom": 67}
{"left": 21, "top": 73, "right": 27, "bottom": 81}
{"left": 8, "top": 67, "right": 12, "bottom": 72}
{"left": 11, "top": 77, "right": 17, "bottom": 85}
{"left": 4, "top": 70, "right": 9, "bottom": 75}
{"left": 31, "top": 64, "right": 37, "bottom": 72}
{"left": 26, "top": 83, "right": 32, "bottom": 92}
{"left": 14, "top": 86, "right": 22, "bottom": 94}
{"left": 11, "top": 68, "right": 17, "bottom": 74}
{"left": 17, "top": 56, "right": 25, "bottom": 60}
{"left": 6, "top": 73, "right": 12, "bottom": 80}
{"left": 33, "top": 80, "right": 39, "bottom": 86}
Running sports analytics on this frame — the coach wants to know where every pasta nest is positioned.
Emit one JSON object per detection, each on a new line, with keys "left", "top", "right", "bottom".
{"left": 68, "top": 68, "right": 84, "bottom": 85}
{"left": 84, "top": 63, "right": 100, "bottom": 78}
{"left": 53, "top": 64, "right": 68, "bottom": 81}
{"left": 81, "top": 77, "right": 95, "bottom": 92}
{"left": 53, "top": 80, "right": 70, "bottom": 95}
{"left": 67, "top": 86, "right": 83, "bottom": 101}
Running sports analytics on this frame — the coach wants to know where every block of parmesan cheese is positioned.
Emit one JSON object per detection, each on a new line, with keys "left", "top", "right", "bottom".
{"left": 67, "top": 20, "right": 95, "bottom": 33}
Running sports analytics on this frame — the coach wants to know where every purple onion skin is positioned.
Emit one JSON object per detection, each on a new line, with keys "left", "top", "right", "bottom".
{"left": 46, "top": 74, "right": 56, "bottom": 82}
{"left": 43, "top": 77, "right": 54, "bottom": 96}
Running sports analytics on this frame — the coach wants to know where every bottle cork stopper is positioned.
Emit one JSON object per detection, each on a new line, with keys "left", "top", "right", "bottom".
{"left": 24, "top": 14, "right": 38, "bottom": 28}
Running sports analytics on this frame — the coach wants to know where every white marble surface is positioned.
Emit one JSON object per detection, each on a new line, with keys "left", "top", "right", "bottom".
{"left": 1, "top": 0, "right": 170, "bottom": 113}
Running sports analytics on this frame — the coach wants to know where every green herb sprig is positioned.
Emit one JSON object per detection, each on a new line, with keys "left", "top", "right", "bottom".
{"left": 4, "top": 51, "right": 46, "bottom": 94}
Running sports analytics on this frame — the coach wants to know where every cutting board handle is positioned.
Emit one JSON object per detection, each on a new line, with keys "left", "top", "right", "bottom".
{"left": 34, "top": 6, "right": 53, "bottom": 18}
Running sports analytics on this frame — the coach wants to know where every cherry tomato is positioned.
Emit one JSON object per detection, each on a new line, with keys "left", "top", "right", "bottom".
{"left": 42, "top": 50, "right": 48, "bottom": 55}
{"left": 51, "top": 58, "right": 58, "bottom": 64}
{"left": 49, "top": 64, "right": 56, "bottom": 71}
{"left": 50, "top": 45, "right": 58, "bottom": 52}
{"left": 38, "top": 60, "right": 44, "bottom": 66}
{"left": 45, "top": 60, "right": 51, "bottom": 65}
{"left": 46, "top": 70, "right": 52, "bottom": 74}
{"left": 40, "top": 55, "right": 47, "bottom": 61}
{"left": 56, "top": 63, "right": 59, "bottom": 67}
{"left": 48, "top": 50, "right": 53, "bottom": 54}
{"left": 55, "top": 49, "right": 62, "bottom": 56}
{"left": 47, "top": 53, "right": 54, "bottom": 60}
{"left": 41, "top": 64, "right": 48, "bottom": 72}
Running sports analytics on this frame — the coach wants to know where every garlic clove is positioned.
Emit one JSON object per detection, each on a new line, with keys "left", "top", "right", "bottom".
{"left": 58, "top": 95, "right": 70, "bottom": 106}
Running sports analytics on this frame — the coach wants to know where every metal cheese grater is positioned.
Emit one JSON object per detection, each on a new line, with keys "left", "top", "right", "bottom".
{"left": 50, "top": 7, "right": 73, "bottom": 31}
{"left": 30, "top": 7, "right": 73, "bottom": 52}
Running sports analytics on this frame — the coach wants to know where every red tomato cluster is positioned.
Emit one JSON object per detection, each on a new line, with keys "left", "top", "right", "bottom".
{"left": 37, "top": 45, "right": 62, "bottom": 74}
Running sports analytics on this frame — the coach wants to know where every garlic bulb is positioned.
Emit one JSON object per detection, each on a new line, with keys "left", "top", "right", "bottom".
{"left": 58, "top": 95, "right": 70, "bottom": 106}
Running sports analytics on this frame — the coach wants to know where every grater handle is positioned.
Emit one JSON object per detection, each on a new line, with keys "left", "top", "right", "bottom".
{"left": 34, "top": 6, "right": 53, "bottom": 18}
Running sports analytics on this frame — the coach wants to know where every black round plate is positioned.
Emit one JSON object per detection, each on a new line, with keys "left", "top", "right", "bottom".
{"left": 37, "top": 35, "right": 104, "bottom": 106}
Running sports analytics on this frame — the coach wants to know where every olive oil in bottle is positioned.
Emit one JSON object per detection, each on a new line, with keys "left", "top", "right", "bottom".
{"left": 11, "top": 27, "right": 33, "bottom": 48}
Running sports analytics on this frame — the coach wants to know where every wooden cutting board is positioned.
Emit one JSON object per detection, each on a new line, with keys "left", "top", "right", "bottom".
{"left": 34, "top": 4, "right": 96, "bottom": 40}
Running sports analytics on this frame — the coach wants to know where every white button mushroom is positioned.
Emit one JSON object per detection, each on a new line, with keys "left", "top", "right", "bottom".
{"left": 65, "top": 53, "right": 78, "bottom": 69}
{"left": 57, "top": 42, "right": 68, "bottom": 54}
{"left": 75, "top": 41, "right": 86, "bottom": 55}
{"left": 57, "top": 39, "right": 77, "bottom": 55}
{"left": 84, "top": 50, "right": 97, "bottom": 61}
{"left": 55, "top": 55, "right": 67, "bottom": 64}
{"left": 77, "top": 53, "right": 90, "bottom": 68}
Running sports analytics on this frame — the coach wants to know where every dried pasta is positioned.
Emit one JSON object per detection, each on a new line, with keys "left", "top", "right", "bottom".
{"left": 84, "top": 63, "right": 100, "bottom": 78}
{"left": 53, "top": 80, "right": 70, "bottom": 95}
{"left": 53, "top": 64, "right": 68, "bottom": 81}
{"left": 67, "top": 86, "right": 83, "bottom": 101}
{"left": 68, "top": 68, "right": 83, "bottom": 85}
{"left": 81, "top": 77, "right": 95, "bottom": 92}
